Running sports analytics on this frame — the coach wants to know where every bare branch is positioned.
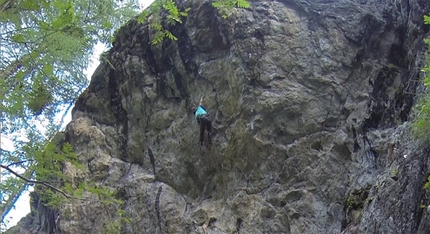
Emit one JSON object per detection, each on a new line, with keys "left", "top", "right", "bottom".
{"left": 0, "top": 0, "right": 15, "bottom": 12}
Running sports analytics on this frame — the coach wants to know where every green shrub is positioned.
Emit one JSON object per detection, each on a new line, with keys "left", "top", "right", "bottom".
{"left": 412, "top": 15, "right": 430, "bottom": 142}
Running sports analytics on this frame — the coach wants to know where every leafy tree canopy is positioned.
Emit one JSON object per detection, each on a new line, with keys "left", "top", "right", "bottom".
{"left": 0, "top": 0, "right": 140, "bottom": 228}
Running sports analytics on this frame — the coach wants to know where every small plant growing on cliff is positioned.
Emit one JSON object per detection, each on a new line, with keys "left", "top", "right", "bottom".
{"left": 137, "top": 0, "right": 191, "bottom": 44}
{"left": 424, "top": 175, "right": 430, "bottom": 191}
{"left": 106, "top": 208, "right": 132, "bottom": 234}
{"left": 212, "top": 0, "right": 251, "bottom": 18}
{"left": 137, "top": 0, "right": 250, "bottom": 44}
{"left": 389, "top": 168, "right": 399, "bottom": 177}
{"left": 424, "top": 15, "right": 430, "bottom": 25}
{"left": 421, "top": 173, "right": 430, "bottom": 212}
{"left": 412, "top": 14, "right": 430, "bottom": 142}
{"left": 346, "top": 196, "right": 356, "bottom": 208}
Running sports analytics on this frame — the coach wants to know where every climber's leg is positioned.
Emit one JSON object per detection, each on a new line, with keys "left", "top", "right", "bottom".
{"left": 206, "top": 117, "right": 212, "bottom": 145}
{"left": 199, "top": 117, "right": 205, "bottom": 146}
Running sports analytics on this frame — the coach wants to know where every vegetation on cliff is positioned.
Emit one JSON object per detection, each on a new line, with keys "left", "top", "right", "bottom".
{"left": 412, "top": 14, "right": 430, "bottom": 141}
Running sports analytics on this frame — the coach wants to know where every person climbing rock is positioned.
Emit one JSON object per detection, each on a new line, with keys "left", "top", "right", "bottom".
{"left": 194, "top": 96, "right": 212, "bottom": 147}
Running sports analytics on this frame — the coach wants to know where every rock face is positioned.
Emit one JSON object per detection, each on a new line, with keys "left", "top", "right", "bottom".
{"left": 9, "top": 0, "right": 430, "bottom": 233}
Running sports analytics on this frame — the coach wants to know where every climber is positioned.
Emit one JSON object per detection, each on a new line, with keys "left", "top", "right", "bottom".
{"left": 193, "top": 96, "right": 212, "bottom": 147}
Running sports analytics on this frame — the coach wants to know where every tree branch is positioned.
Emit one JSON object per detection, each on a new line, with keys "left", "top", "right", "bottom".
{"left": 1, "top": 181, "right": 27, "bottom": 222}
{"left": 7, "top": 160, "right": 32, "bottom": 168}
{"left": 0, "top": 56, "right": 25, "bottom": 80}
{"left": 0, "top": 0, "right": 15, "bottom": 12}
{"left": 0, "top": 164, "right": 79, "bottom": 199}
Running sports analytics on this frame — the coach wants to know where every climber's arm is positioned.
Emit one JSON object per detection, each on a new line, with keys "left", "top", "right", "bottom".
{"left": 198, "top": 96, "right": 208, "bottom": 111}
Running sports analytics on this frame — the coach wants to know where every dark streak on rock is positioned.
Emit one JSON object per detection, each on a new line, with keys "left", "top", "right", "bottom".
{"left": 351, "top": 126, "right": 361, "bottom": 153}
{"left": 142, "top": 26, "right": 159, "bottom": 76}
{"left": 161, "top": 38, "right": 191, "bottom": 105}
{"left": 108, "top": 69, "right": 129, "bottom": 161}
{"left": 155, "top": 186, "right": 163, "bottom": 233}
{"left": 184, "top": 161, "right": 204, "bottom": 194}
{"left": 148, "top": 147, "right": 156, "bottom": 175}
{"left": 208, "top": 217, "right": 217, "bottom": 227}
{"left": 236, "top": 217, "right": 243, "bottom": 233}
{"left": 171, "top": 66, "right": 188, "bottom": 100}
{"left": 172, "top": 18, "right": 198, "bottom": 76}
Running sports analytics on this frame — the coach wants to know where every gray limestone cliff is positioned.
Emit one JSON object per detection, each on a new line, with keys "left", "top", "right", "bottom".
{"left": 7, "top": 0, "right": 430, "bottom": 233}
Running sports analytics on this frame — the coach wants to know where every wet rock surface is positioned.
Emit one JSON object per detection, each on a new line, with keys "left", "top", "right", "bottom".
{"left": 9, "top": 0, "right": 430, "bottom": 233}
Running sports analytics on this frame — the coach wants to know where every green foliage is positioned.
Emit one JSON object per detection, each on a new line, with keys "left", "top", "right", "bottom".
{"left": 212, "top": 0, "right": 251, "bottom": 18}
{"left": 425, "top": 175, "right": 430, "bottom": 191}
{"left": 412, "top": 14, "right": 430, "bottom": 142}
{"left": 421, "top": 173, "right": 430, "bottom": 212}
{"left": 106, "top": 208, "right": 132, "bottom": 234}
{"left": 0, "top": 0, "right": 139, "bottom": 120}
{"left": 137, "top": 0, "right": 191, "bottom": 45}
{"left": 137, "top": 0, "right": 250, "bottom": 44}
{"left": 425, "top": 15, "right": 430, "bottom": 25}
{"left": 0, "top": 0, "right": 140, "bottom": 227}
{"left": 27, "top": 80, "right": 54, "bottom": 115}
{"left": 346, "top": 196, "right": 356, "bottom": 208}
{"left": 389, "top": 168, "right": 399, "bottom": 178}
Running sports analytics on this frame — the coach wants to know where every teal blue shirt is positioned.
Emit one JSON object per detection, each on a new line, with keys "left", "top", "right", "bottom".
{"left": 195, "top": 106, "right": 207, "bottom": 119}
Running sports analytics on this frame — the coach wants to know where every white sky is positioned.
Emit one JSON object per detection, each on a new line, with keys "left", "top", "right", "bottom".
{"left": 3, "top": 0, "right": 156, "bottom": 230}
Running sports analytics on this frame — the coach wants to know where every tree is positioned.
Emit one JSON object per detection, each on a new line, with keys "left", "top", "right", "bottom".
{"left": 0, "top": 0, "right": 140, "bottom": 228}
{"left": 0, "top": 0, "right": 250, "bottom": 230}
